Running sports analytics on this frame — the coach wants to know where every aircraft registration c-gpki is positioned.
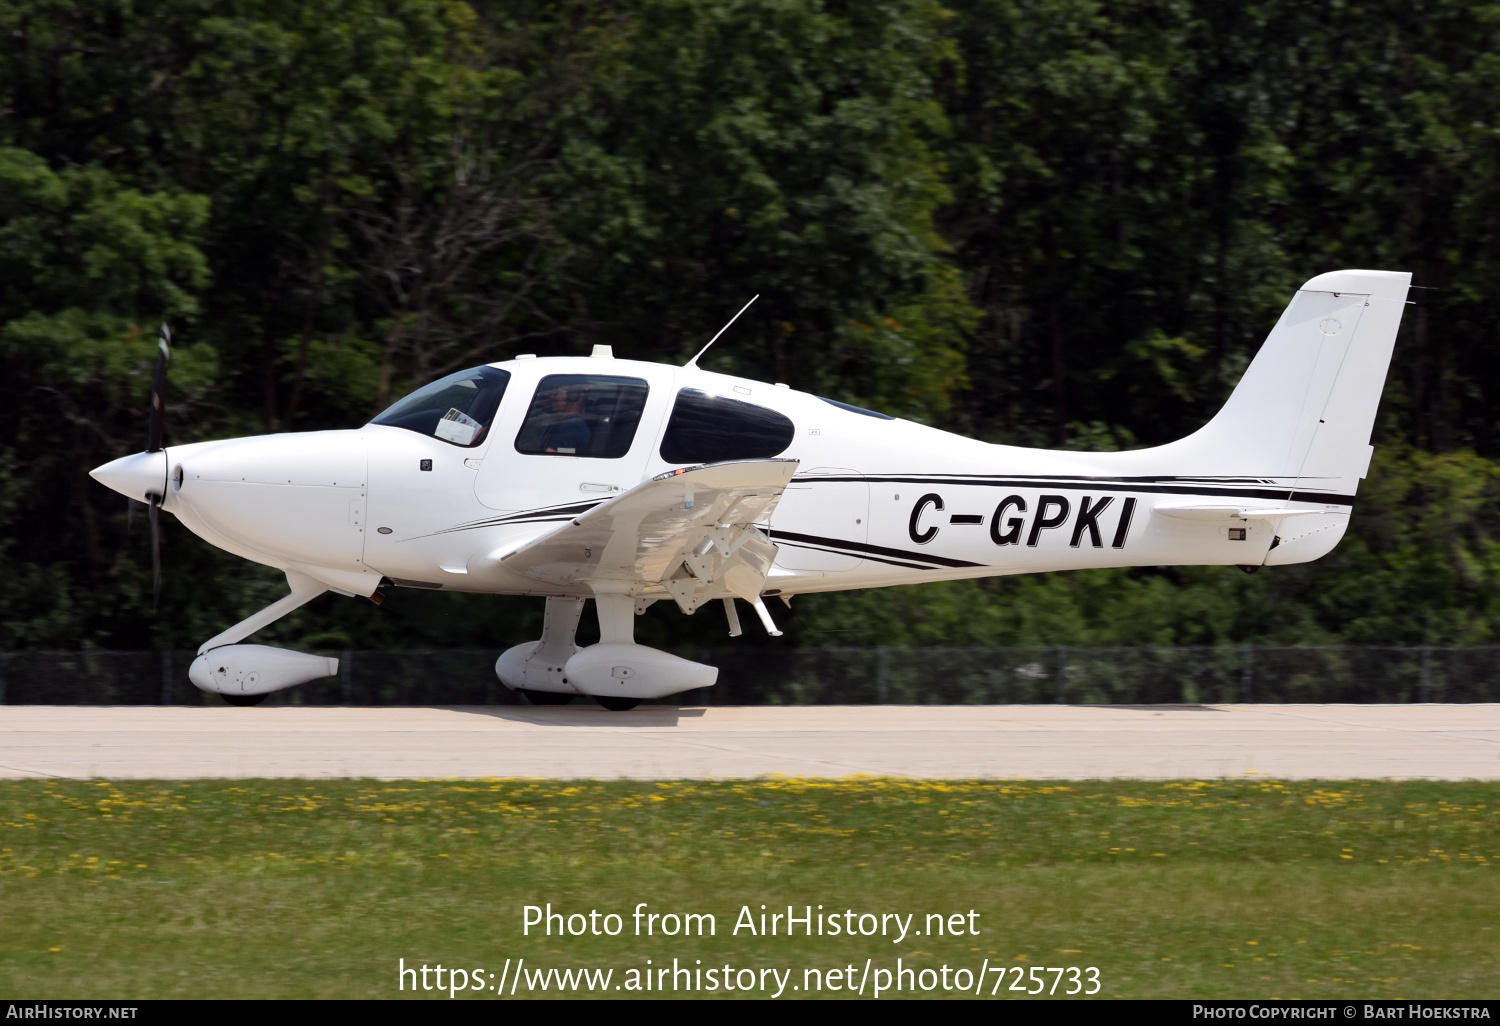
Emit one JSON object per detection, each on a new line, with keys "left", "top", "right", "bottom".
{"left": 91, "top": 269, "right": 1410, "bottom": 709}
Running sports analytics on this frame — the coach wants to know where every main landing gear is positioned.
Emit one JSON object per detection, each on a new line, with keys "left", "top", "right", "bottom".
{"left": 495, "top": 587, "right": 716, "bottom": 710}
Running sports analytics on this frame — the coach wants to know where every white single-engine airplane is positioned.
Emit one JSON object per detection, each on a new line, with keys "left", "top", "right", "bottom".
{"left": 92, "top": 269, "right": 1409, "bottom": 708}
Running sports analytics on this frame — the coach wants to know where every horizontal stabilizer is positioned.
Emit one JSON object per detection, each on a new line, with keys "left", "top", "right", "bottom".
{"left": 1152, "top": 504, "right": 1325, "bottom": 522}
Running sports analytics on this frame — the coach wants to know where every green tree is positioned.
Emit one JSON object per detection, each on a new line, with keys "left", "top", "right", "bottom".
{"left": 6, "top": 0, "right": 1500, "bottom": 656}
{"left": 541, "top": 0, "right": 972, "bottom": 419}
{"left": 0, "top": 146, "right": 215, "bottom": 645}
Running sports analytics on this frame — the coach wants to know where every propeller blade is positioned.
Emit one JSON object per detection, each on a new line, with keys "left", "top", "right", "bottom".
{"left": 148, "top": 493, "right": 161, "bottom": 609}
{"left": 134, "top": 325, "right": 171, "bottom": 609}
{"left": 146, "top": 324, "right": 171, "bottom": 454}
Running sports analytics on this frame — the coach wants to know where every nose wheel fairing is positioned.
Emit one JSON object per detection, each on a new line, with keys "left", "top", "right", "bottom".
{"left": 189, "top": 645, "right": 339, "bottom": 698}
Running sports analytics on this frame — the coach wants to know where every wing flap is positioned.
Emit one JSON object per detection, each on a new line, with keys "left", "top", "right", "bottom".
{"left": 499, "top": 459, "right": 798, "bottom": 608}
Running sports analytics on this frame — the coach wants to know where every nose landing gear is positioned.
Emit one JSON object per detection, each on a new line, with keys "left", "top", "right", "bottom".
{"left": 187, "top": 570, "right": 344, "bottom": 704}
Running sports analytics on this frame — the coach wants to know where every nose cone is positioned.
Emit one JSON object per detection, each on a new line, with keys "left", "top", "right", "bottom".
{"left": 90, "top": 450, "right": 168, "bottom": 502}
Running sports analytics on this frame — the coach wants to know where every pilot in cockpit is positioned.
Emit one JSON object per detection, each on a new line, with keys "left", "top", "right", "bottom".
{"left": 540, "top": 383, "right": 591, "bottom": 454}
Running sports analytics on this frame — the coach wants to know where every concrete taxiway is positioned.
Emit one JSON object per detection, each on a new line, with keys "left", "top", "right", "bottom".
{"left": 0, "top": 704, "right": 1497, "bottom": 780}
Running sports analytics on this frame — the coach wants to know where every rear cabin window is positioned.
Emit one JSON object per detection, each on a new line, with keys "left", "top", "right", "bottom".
{"left": 514, "top": 374, "right": 650, "bottom": 458}
{"left": 659, "top": 388, "right": 795, "bottom": 465}
{"left": 369, "top": 366, "right": 511, "bottom": 448}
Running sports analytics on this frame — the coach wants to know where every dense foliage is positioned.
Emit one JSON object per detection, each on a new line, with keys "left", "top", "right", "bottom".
{"left": 5, "top": 0, "right": 1500, "bottom": 651}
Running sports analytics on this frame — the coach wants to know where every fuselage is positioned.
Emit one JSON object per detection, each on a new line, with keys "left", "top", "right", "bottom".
{"left": 123, "top": 351, "right": 1351, "bottom": 603}
{"left": 85, "top": 270, "right": 1409, "bottom": 702}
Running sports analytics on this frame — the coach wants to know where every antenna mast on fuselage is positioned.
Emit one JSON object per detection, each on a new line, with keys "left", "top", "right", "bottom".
{"left": 684, "top": 294, "right": 759, "bottom": 369}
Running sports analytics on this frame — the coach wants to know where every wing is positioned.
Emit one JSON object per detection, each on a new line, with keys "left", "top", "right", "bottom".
{"left": 497, "top": 458, "right": 799, "bottom": 611}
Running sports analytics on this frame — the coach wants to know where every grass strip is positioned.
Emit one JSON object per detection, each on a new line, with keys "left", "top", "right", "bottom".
{"left": 0, "top": 777, "right": 1496, "bottom": 999}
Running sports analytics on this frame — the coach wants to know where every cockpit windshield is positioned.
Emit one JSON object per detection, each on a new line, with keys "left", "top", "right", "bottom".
{"left": 369, "top": 366, "right": 511, "bottom": 447}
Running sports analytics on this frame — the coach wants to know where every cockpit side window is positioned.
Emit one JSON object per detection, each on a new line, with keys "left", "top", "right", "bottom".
{"left": 369, "top": 366, "right": 511, "bottom": 447}
{"left": 514, "top": 374, "right": 650, "bottom": 458}
{"left": 659, "top": 388, "right": 795, "bottom": 465}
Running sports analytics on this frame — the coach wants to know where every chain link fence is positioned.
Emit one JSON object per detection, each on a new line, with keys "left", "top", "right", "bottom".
{"left": 1, "top": 645, "right": 1498, "bottom": 705}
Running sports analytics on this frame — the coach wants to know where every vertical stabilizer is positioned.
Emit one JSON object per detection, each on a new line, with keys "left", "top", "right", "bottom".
{"left": 1146, "top": 269, "right": 1411, "bottom": 499}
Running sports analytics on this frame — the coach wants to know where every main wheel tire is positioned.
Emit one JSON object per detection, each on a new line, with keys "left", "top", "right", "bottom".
{"left": 521, "top": 690, "right": 574, "bottom": 706}
{"left": 594, "top": 696, "right": 641, "bottom": 712}
{"left": 222, "top": 694, "right": 267, "bottom": 707}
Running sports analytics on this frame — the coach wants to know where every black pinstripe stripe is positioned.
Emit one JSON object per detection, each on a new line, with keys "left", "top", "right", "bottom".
{"left": 768, "top": 530, "right": 986, "bottom": 569}
{"left": 794, "top": 475, "right": 1354, "bottom": 507}
{"left": 436, "top": 500, "right": 606, "bottom": 535}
